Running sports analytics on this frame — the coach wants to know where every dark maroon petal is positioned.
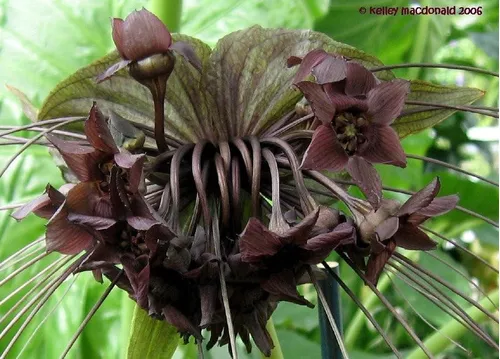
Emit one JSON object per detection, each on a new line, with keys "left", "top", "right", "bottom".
{"left": 245, "top": 310, "right": 273, "bottom": 357}
{"left": 121, "top": 254, "right": 150, "bottom": 309}
{"left": 67, "top": 213, "right": 116, "bottom": 230}
{"left": 295, "top": 81, "right": 336, "bottom": 125}
{"left": 286, "top": 55, "right": 303, "bottom": 67}
{"left": 393, "top": 223, "right": 437, "bottom": 250}
{"left": 291, "top": 49, "right": 328, "bottom": 84}
{"left": 84, "top": 103, "right": 119, "bottom": 154}
{"left": 46, "top": 134, "right": 108, "bottom": 182}
{"left": 65, "top": 182, "right": 111, "bottom": 217}
{"left": 375, "top": 217, "right": 399, "bottom": 241}
{"left": 397, "top": 178, "right": 440, "bottom": 217}
{"left": 262, "top": 270, "right": 314, "bottom": 307}
{"left": 365, "top": 239, "right": 396, "bottom": 285}
{"left": 46, "top": 205, "right": 94, "bottom": 255}
{"left": 127, "top": 194, "right": 161, "bottom": 230}
{"left": 120, "top": 9, "right": 172, "bottom": 61}
{"left": 345, "top": 62, "right": 378, "bottom": 96}
{"left": 12, "top": 193, "right": 51, "bottom": 220}
{"left": 103, "top": 266, "right": 133, "bottom": 293}
{"left": 170, "top": 41, "right": 202, "bottom": 71}
{"left": 199, "top": 284, "right": 217, "bottom": 328}
{"left": 112, "top": 18, "right": 127, "bottom": 59}
{"left": 311, "top": 56, "right": 347, "bottom": 84}
{"left": 240, "top": 218, "right": 283, "bottom": 263}
{"left": 360, "top": 125, "right": 406, "bottom": 167}
{"left": 162, "top": 305, "right": 202, "bottom": 340}
{"left": 302, "top": 223, "right": 355, "bottom": 264}
{"left": 346, "top": 156, "right": 382, "bottom": 209}
{"left": 300, "top": 124, "right": 348, "bottom": 171}
{"left": 96, "top": 59, "right": 131, "bottom": 83}
{"left": 126, "top": 216, "right": 159, "bottom": 231}
{"left": 409, "top": 195, "right": 459, "bottom": 225}
{"left": 283, "top": 208, "right": 319, "bottom": 245}
{"left": 113, "top": 151, "right": 145, "bottom": 193}
{"left": 367, "top": 79, "right": 410, "bottom": 125}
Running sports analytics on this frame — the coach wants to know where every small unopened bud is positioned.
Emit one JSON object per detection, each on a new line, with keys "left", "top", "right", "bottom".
{"left": 358, "top": 199, "right": 400, "bottom": 243}
{"left": 129, "top": 52, "right": 176, "bottom": 83}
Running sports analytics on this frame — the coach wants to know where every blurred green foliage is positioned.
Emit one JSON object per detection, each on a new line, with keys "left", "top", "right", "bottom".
{"left": 0, "top": 0, "right": 497, "bottom": 358}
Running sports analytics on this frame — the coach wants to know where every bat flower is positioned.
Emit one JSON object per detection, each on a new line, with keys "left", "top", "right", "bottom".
{"left": 293, "top": 56, "right": 410, "bottom": 208}
{"left": 357, "top": 177, "right": 459, "bottom": 285}
{"left": 239, "top": 208, "right": 355, "bottom": 305}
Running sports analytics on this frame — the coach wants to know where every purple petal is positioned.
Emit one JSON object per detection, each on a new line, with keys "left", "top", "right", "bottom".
{"left": 367, "top": 79, "right": 410, "bottom": 125}
{"left": 346, "top": 156, "right": 382, "bottom": 209}
{"left": 295, "top": 81, "right": 335, "bottom": 125}
{"left": 300, "top": 124, "right": 348, "bottom": 171}
{"left": 365, "top": 239, "right": 396, "bottom": 285}
{"left": 67, "top": 213, "right": 116, "bottom": 230}
{"left": 112, "top": 18, "right": 127, "bottom": 59}
{"left": 46, "top": 205, "right": 94, "bottom": 255}
{"left": 397, "top": 178, "right": 440, "bottom": 217}
{"left": 121, "top": 254, "right": 150, "bottom": 309}
{"left": 360, "top": 125, "right": 407, "bottom": 167}
{"left": 121, "top": 9, "right": 172, "bottom": 61}
{"left": 409, "top": 195, "right": 459, "bottom": 225}
{"left": 262, "top": 270, "right": 313, "bottom": 307}
{"left": 65, "top": 182, "right": 112, "bottom": 217}
{"left": 345, "top": 62, "right": 378, "bottom": 96}
{"left": 375, "top": 217, "right": 399, "bottom": 241}
{"left": 311, "top": 56, "right": 347, "bottom": 84}
{"left": 199, "top": 284, "right": 217, "bottom": 328}
{"left": 302, "top": 222, "right": 355, "bottom": 264}
{"left": 84, "top": 103, "right": 119, "bottom": 154}
{"left": 170, "top": 41, "right": 202, "bottom": 71}
{"left": 46, "top": 134, "right": 108, "bottom": 182}
{"left": 113, "top": 150, "right": 145, "bottom": 193}
{"left": 239, "top": 218, "right": 283, "bottom": 263}
{"left": 162, "top": 305, "right": 202, "bottom": 340}
{"left": 12, "top": 193, "right": 51, "bottom": 220}
{"left": 283, "top": 208, "right": 319, "bottom": 245}
{"left": 291, "top": 49, "right": 329, "bottom": 84}
{"left": 393, "top": 224, "right": 437, "bottom": 250}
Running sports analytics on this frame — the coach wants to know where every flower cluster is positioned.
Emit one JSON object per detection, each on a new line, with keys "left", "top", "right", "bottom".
{"left": 9, "top": 8, "right": 466, "bottom": 358}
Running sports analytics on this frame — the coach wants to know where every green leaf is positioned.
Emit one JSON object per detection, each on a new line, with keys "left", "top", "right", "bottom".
{"left": 127, "top": 305, "right": 178, "bottom": 359}
{"left": 393, "top": 80, "right": 484, "bottom": 138}
{"left": 38, "top": 27, "right": 390, "bottom": 145}
{"left": 276, "top": 329, "right": 321, "bottom": 359}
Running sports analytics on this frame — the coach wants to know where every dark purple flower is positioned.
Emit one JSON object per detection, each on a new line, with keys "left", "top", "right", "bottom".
{"left": 291, "top": 53, "right": 410, "bottom": 208}
{"left": 361, "top": 177, "right": 459, "bottom": 284}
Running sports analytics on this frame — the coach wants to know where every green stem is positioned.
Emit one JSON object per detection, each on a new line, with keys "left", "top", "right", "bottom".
{"left": 148, "top": 0, "right": 183, "bottom": 32}
{"left": 265, "top": 318, "right": 284, "bottom": 359}
{"left": 406, "top": 290, "right": 499, "bottom": 359}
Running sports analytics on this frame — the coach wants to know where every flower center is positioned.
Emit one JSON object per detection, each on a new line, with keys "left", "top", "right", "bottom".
{"left": 333, "top": 112, "right": 368, "bottom": 156}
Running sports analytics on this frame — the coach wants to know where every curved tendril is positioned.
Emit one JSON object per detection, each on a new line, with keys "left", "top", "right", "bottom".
{"left": 231, "top": 138, "right": 253, "bottom": 179}
{"left": 249, "top": 136, "right": 262, "bottom": 218}
{"left": 307, "top": 266, "right": 349, "bottom": 359}
{"left": 192, "top": 140, "right": 211, "bottom": 227}
{"left": 339, "top": 253, "right": 435, "bottom": 358}
{"left": 0, "top": 237, "right": 44, "bottom": 269}
{"left": 169, "top": 144, "right": 194, "bottom": 231}
{"left": 0, "top": 117, "right": 84, "bottom": 179}
{"left": 385, "top": 270, "right": 470, "bottom": 354}
{"left": 59, "top": 270, "right": 123, "bottom": 359}
{"left": 218, "top": 141, "right": 231, "bottom": 174}
{"left": 230, "top": 157, "right": 241, "bottom": 232}
{"left": 0, "top": 252, "right": 50, "bottom": 287}
{"left": 214, "top": 154, "right": 231, "bottom": 228}
{"left": 262, "top": 149, "right": 288, "bottom": 230}
{"left": 0, "top": 241, "right": 45, "bottom": 272}
{"left": 420, "top": 226, "right": 499, "bottom": 274}
{"left": 407, "top": 154, "right": 498, "bottom": 187}
{"left": 261, "top": 137, "right": 316, "bottom": 213}
{"left": 321, "top": 262, "right": 403, "bottom": 358}
{"left": 262, "top": 109, "right": 295, "bottom": 137}
{"left": 424, "top": 251, "right": 498, "bottom": 311}
{"left": 404, "top": 100, "right": 498, "bottom": 118}
{"left": 392, "top": 253, "right": 498, "bottom": 324}
{"left": 268, "top": 113, "right": 314, "bottom": 137}
{"left": 369, "top": 63, "right": 499, "bottom": 77}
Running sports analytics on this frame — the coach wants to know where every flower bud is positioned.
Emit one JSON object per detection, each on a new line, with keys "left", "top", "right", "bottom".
{"left": 129, "top": 52, "right": 176, "bottom": 83}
